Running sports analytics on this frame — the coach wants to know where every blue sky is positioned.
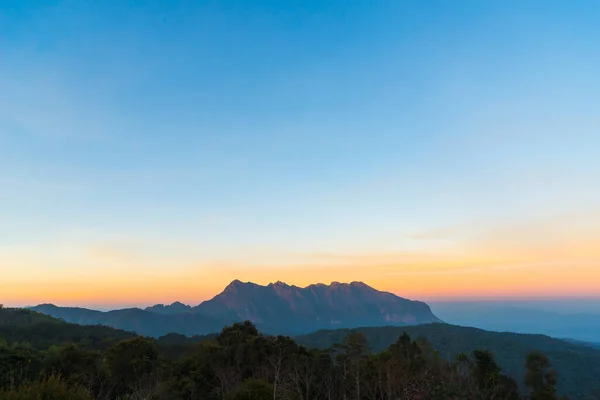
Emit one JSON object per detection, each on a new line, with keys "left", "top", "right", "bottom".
{"left": 1, "top": 1, "right": 599, "bottom": 306}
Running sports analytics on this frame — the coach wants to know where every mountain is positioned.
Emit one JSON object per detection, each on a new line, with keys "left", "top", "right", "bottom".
{"left": 31, "top": 280, "right": 441, "bottom": 336}
{"left": 430, "top": 302, "right": 600, "bottom": 342}
{"left": 192, "top": 280, "right": 441, "bottom": 333}
{"left": 30, "top": 304, "right": 223, "bottom": 337}
{"left": 295, "top": 323, "right": 600, "bottom": 399}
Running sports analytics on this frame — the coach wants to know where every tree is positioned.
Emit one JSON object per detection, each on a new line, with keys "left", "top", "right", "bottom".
{"left": 218, "top": 321, "right": 259, "bottom": 347}
{"left": 338, "top": 331, "right": 369, "bottom": 400}
{"left": 44, "top": 344, "right": 101, "bottom": 387}
{"left": 524, "top": 351, "right": 558, "bottom": 400}
{"left": 265, "top": 335, "right": 297, "bottom": 400}
{"left": 472, "top": 350, "right": 501, "bottom": 392}
{"left": 225, "top": 379, "right": 273, "bottom": 400}
{"left": 106, "top": 337, "right": 162, "bottom": 396}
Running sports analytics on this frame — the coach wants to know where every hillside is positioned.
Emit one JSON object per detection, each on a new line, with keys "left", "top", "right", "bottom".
{"left": 0, "top": 309, "right": 556, "bottom": 400}
{"left": 0, "top": 307, "right": 135, "bottom": 349}
{"left": 295, "top": 323, "right": 600, "bottom": 399}
{"left": 32, "top": 280, "right": 441, "bottom": 336}
{"left": 31, "top": 304, "right": 224, "bottom": 337}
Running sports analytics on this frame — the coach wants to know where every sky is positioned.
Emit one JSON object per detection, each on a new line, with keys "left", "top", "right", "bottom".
{"left": 1, "top": 0, "right": 599, "bottom": 308}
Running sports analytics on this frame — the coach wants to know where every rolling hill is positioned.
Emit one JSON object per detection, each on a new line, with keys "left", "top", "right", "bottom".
{"left": 0, "top": 307, "right": 135, "bottom": 349}
{"left": 295, "top": 323, "right": 600, "bottom": 399}
{"left": 30, "top": 304, "right": 224, "bottom": 337}
{"left": 4, "top": 307, "right": 600, "bottom": 398}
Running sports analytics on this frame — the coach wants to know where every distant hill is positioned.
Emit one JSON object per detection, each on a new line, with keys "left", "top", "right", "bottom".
{"left": 562, "top": 338, "right": 600, "bottom": 350}
{"left": 0, "top": 307, "right": 135, "bottom": 349}
{"left": 145, "top": 301, "right": 193, "bottom": 315}
{"left": 430, "top": 303, "right": 600, "bottom": 342}
{"left": 31, "top": 280, "right": 441, "bottom": 336}
{"left": 30, "top": 304, "right": 224, "bottom": 337}
{"left": 295, "top": 323, "right": 600, "bottom": 399}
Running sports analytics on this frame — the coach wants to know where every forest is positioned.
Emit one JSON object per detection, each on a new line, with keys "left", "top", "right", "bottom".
{"left": 0, "top": 307, "right": 567, "bottom": 400}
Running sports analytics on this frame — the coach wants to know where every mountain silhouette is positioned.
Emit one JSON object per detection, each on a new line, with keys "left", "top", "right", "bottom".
{"left": 192, "top": 280, "right": 441, "bottom": 332}
{"left": 31, "top": 280, "right": 441, "bottom": 336}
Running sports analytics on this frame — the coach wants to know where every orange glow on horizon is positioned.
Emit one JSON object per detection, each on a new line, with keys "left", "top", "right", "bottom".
{"left": 3, "top": 215, "right": 600, "bottom": 308}
{"left": 3, "top": 253, "right": 599, "bottom": 308}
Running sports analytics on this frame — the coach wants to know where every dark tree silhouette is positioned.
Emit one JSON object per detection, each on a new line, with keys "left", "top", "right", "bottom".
{"left": 525, "top": 351, "right": 558, "bottom": 400}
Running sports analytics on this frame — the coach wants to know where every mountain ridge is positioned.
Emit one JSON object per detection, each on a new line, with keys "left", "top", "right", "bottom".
{"left": 174, "top": 280, "right": 441, "bottom": 332}
{"left": 31, "top": 280, "right": 442, "bottom": 336}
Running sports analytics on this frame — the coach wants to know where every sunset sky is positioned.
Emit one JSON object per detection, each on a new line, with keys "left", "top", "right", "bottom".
{"left": 2, "top": 1, "right": 599, "bottom": 308}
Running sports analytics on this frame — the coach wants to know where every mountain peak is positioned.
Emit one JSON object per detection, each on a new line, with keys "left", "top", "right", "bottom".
{"left": 32, "top": 303, "right": 59, "bottom": 310}
{"left": 223, "top": 279, "right": 261, "bottom": 293}
{"left": 350, "top": 281, "right": 372, "bottom": 289}
{"left": 225, "top": 279, "right": 244, "bottom": 289}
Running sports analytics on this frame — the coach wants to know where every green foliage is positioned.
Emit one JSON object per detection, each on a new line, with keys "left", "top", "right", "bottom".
{"left": 0, "top": 344, "right": 45, "bottom": 390}
{"left": 224, "top": 379, "right": 273, "bottom": 400}
{"left": 525, "top": 351, "right": 558, "bottom": 400}
{"left": 106, "top": 336, "right": 162, "bottom": 396}
{"left": 218, "top": 321, "right": 260, "bottom": 346}
{"left": 0, "top": 376, "right": 92, "bottom": 400}
{"left": 44, "top": 345, "right": 101, "bottom": 386}
{"left": 472, "top": 350, "right": 501, "bottom": 390}
{"left": 295, "top": 323, "right": 600, "bottom": 399}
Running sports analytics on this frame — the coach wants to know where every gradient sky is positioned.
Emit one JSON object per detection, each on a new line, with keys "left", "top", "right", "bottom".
{"left": 1, "top": 0, "right": 599, "bottom": 308}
